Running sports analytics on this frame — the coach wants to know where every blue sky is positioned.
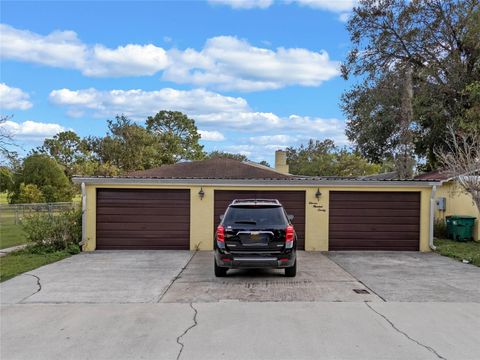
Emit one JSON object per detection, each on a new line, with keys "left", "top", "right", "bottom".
{"left": 0, "top": 0, "right": 357, "bottom": 165}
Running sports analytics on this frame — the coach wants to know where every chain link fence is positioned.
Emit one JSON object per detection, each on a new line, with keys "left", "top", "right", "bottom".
{"left": 0, "top": 202, "right": 80, "bottom": 226}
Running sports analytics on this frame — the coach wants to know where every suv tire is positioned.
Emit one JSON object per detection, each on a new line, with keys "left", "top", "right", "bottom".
{"left": 214, "top": 259, "right": 227, "bottom": 277}
{"left": 285, "top": 261, "right": 296, "bottom": 277}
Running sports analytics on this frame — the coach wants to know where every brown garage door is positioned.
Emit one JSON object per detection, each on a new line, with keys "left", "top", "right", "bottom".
{"left": 214, "top": 190, "right": 306, "bottom": 250}
{"left": 329, "top": 191, "right": 420, "bottom": 251}
{"left": 96, "top": 189, "right": 190, "bottom": 250}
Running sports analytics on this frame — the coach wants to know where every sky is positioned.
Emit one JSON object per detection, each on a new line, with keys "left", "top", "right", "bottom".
{"left": 0, "top": 0, "right": 357, "bottom": 165}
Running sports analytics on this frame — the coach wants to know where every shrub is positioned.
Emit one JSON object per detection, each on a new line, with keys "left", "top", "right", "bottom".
{"left": 434, "top": 218, "right": 448, "bottom": 239}
{"left": 10, "top": 154, "right": 73, "bottom": 203}
{"left": 22, "top": 208, "right": 82, "bottom": 252}
{"left": 17, "top": 183, "right": 45, "bottom": 203}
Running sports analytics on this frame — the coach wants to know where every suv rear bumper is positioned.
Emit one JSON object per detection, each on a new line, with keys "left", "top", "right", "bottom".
{"left": 215, "top": 251, "right": 296, "bottom": 269}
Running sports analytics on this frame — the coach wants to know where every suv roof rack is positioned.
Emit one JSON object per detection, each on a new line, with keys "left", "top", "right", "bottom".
{"left": 230, "top": 199, "right": 281, "bottom": 205}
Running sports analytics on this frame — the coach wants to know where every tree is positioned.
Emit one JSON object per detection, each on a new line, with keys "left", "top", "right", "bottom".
{"left": 259, "top": 160, "right": 270, "bottom": 167}
{"left": 36, "top": 131, "right": 90, "bottom": 178}
{"left": 342, "top": 72, "right": 403, "bottom": 163}
{"left": 286, "top": 139, "right": 381, "bottom": 176}
{"left": 0, "top": 115, "right": 16, "bottom": 160}
{"left": 10, "top": 154, "right": 73, "bottom": 203}
{"left": 16, "top": 183, "right": 45, "bottom": 204}
{"left": 461, "top": 81, "right": 480, "bottom": 129}
{"left": 0, "top": 166, "right": 14, "bottom": 192}
{"left": 334, "top": 149, "right": 383, "bottom": 177}
{"left": 146, "top": 111, "right": 204, "bottom": 164}
{"left": 88, "top": 112, "right": 204, "bottom": 173}
{"left": 436, "top": 127, "right": 480, "bottom": 212}
{"left": 205, "top": 151, "right": 248, "bottom": 162}
{"left": 87, "top": 115, "right": 160, "bottom": 173}
{"left": 71, "top": 160, "right": 120, "bottom": 177}
{"left": 342, "top": 0, "right": 480, "bottom": 170}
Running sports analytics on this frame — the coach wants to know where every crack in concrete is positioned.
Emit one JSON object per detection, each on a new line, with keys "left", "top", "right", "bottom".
{"left": 176, "top": 303, "right": 198, "bottom": 360}
{"left": 365, "top": 302, "right": 447, "bottom": 360}
{"left": 19, "top": 273, "right": 42, "bottom": 303}
{"left": 156, "top": 250, "right": 197, "bottom": 303}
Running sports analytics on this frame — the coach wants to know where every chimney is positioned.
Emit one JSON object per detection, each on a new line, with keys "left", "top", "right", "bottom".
{"left": 275, "top": 150, "right": 289, "bottom": 174}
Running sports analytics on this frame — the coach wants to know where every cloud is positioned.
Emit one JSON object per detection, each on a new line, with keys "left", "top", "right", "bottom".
{"left": 194, "top": 111, "right": 282, "bottom": 128}
{"left": 208, "top": 0, "right": 357, "bottom": 13}
{"left": 198, "top": 130, "right": 225, "bottom": 141}
{"left": 208, "top": 0, "right": 273, "bottom": 9}
{"left": 49, "top": 88, "right": 249, "bottom": 119}
{"left": 50, "top": 86, "right": 348, "bottom": 146}
{"left": 0, "top": 83, "right": 33, "bottom": 110}
{"left": 289, "top": 0, "right": 356, "bottom": 12}
{"left": 1, "top": 24, "right": 340, "bottom": 91}
{"left": 84, "top": 44, "right": 168, "bottom": 77}
{"left": 290, "top": 0, "right": 357, "bottom": 21}
{"left": 208, "top": 0, "right": 356, "bottom": 22}
{"left": 49, "top": 86, "right": 349, "bottom": 162}
{"left": 0, "top": 24, "right": 86, "bottom": 69}
{"left": 249, "top": 134, "right": 292, "bottom": 145}
{"left": 195, "top": 111, "right": 346, "bottom": 144}
{"left": 0, "top": 120, "right": 64, "bottom": 141}
{"left": 233, "top": 121, "right": 348, "bottom": 162}
{"left": 0, "top": 24, "right": 167, "bottom": 77}
{"left": 164, "top": 36, "right": 339, "bottom": 91}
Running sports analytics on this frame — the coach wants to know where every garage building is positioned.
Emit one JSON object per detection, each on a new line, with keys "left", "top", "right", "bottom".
{"left": 73, "top": 152, "right": 440, "bottom": 252}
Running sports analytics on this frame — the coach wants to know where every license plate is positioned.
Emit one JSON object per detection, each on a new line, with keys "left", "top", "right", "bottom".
{"left": 250, "top": 232, "right": 261, "bottom": 241}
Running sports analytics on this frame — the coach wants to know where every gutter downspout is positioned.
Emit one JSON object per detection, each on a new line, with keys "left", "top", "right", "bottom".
{"left": 80, "top": 182, "right": 86, "bottom": 246}
{"left": 429, "top": 185, "right": 437, "bottom": 251}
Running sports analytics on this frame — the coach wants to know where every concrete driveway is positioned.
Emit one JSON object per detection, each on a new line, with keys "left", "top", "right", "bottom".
{"left": 2, "top": 250, "right": 480, "bottom": 360}
{"left": 327, "top": 251, "right": 480, "bottom": 302}
{"left": 1, "top": 251, "right": 380, "bottom": 305}
{"left": 160, "top": 251, "right": 381, "bottom": 303}
{"left": 1, "top": 251, "right": 194, "bottom": 304}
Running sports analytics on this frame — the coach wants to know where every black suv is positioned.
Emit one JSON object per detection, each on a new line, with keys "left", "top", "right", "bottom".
{"left": 214, "top": 199, "right": 297, "bottom": 277}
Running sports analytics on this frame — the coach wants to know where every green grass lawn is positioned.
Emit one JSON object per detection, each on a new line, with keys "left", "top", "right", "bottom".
{"left": 0, "top": 223, "right": 28, "bottom": 249}
{"left": 0, "top": 250, "right": 72, "bottom": 282}
{"left": 1, "top": 200, "right": 29, "bottom": 249}
{"left": 434, "top": 238, "right": 480, "bottom": 267}
{"left": 1, "top": 200, "right": 28, "bottom": 249}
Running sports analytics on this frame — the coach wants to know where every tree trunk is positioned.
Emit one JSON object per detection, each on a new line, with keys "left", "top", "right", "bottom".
{"left": 395, "top": 65, "right": 415, "bottom": 179}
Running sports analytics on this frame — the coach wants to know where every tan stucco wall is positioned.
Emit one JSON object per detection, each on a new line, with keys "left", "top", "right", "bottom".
{"left": 82, "top": 184, "right": 433, "bottom": 252}
{"left": 435, "top": 181, "right": 479, "bottom": 240}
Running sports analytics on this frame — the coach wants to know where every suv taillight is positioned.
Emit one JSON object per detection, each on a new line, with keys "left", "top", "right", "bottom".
{"left": 216, "top": 225, "right": 225, "bottom": 242}
{"left": 285, "top": 225, "right": 294, "bottom": 244}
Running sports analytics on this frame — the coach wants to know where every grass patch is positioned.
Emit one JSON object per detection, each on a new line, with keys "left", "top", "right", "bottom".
{"left": 0, "top": 249, "right": 73, "bottom": 282}
{"left": 434, "top": 238, "right": 480, "bottom": 267}
{"left": 0, "top": 223, "right": 28, "bottom": 249}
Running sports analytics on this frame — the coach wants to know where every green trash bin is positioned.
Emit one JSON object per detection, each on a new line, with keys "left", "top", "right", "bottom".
{"left": 447, "top": 215, "right": 476, "bottom": 241}
{"left": 445, "top": 216, "right": 454, "bottom": 239}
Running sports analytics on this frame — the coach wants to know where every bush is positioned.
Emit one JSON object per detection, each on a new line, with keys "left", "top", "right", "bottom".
{"left": 22, "top": 208, "right": 82, "bottom": 252}
{"left": 434, "top": 218, "right": 448, "bottom": 238}
{"left": 10, "top": 154, "right": 73, "bottom": 204}
{"left": 17, "top": 183, "right": 45, "bottom": 203}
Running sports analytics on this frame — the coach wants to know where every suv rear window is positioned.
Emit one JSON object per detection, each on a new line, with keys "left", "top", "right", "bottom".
{"left": 223, "top": 206, "right": 287, "bottom": 227}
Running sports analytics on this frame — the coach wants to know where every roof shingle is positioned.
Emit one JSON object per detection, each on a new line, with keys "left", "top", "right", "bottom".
{"left": 126, "top": 158, "right": 293, "bottom": 179}
{"left": 414, "top": 169, "right": 454, "bottom": 181}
